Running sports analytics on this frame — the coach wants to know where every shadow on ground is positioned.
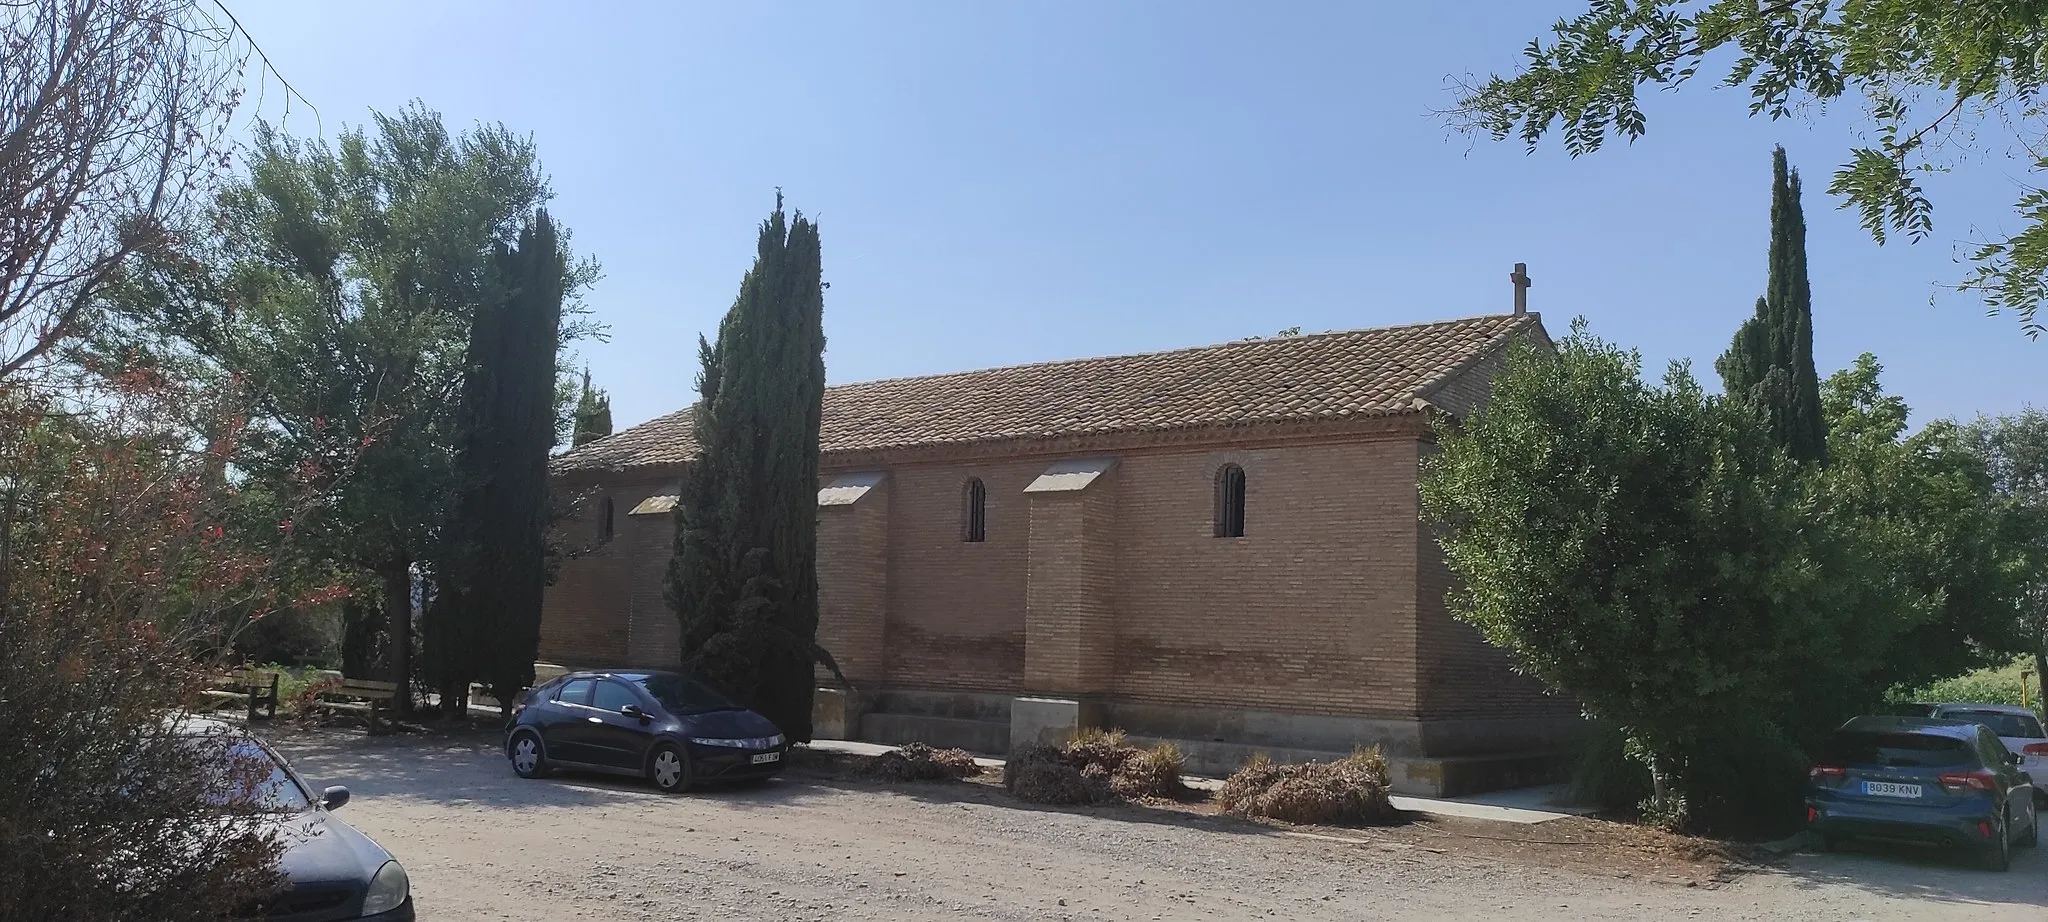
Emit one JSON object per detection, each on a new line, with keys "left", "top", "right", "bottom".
{"left": 1766, "top": 838, "right": 2048, "bottom": 908}
{"left": 264, "top": 727, "right": 1315, "bottom": 839}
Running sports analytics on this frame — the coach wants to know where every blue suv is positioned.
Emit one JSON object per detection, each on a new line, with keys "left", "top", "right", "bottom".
{"left": 1806, "top": 715, "right": 2039, "bottom": 870}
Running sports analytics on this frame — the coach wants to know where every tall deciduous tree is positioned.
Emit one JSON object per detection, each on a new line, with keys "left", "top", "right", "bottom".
{"left": 1420, "top": 323, "right": 2009, "bottom": 834}
{"left": 431, "top": 211, "right": 565, "bottom": 710}
{"left": 571, "top": 366, "right": 612, "bottom": 447}
{"left": 105, "top": 105, "right": 596, "bottom": 710}
{"left": 1717, "top": 147, "right": 1827, "bottom": 464}
{"left": 0, "top": 0, "right": 245, "bottom": 379}
{"left": 665, "top": 193, "right": 835, "bottom": 740}
{"left": 1961, "top": 409, "right": 2048, "bottom": 696}
{"left": 1448, "top": 1, "right": 2048, "bottom": 336}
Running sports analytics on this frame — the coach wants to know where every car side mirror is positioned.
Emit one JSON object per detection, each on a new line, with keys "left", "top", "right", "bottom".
{"left": 2011, "top": 752, "right": 2026, "bottom": 767}
{"left": 620, "top": 704, "right": 649, "bottom": 723}
{"left": 321, "top": 786, "right": 350, "bottom": 811}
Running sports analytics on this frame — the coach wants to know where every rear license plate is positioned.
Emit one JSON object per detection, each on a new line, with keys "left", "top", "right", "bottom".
{"left": 751, "top": 752, "right": 781, "bottom": 764}
{"left": 1863, "top": 781, "right": 1922, "bottom": 798}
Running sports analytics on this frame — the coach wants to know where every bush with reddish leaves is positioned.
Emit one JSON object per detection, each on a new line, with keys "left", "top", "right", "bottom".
{"left": 0, "top": 370, "right": 359, "bottom": 922}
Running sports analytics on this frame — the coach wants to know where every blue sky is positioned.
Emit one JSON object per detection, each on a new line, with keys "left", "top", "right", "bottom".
{"left": 230, "top": 1, "right": 2043, "bottom": 432}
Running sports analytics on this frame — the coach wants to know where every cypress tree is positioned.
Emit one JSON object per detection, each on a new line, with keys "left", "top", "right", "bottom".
{"left": 571, "top": 367, "right": 613, "bottom": 447}
{"left": 665, "top": 193, "right": 835, "bottom": 740}
{"left": 430, "top": 210, "right": 565, "bottom": 712}
{"left": 1716, "top": 146, "right": 1827, "bottom": 464}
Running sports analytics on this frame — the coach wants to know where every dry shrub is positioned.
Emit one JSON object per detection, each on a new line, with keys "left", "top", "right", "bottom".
{"left": 861, "top": 742, "right": 983, "bottom": 782}
{"left": 1109, "top": 741, "right": 1191, "bottom": 800}
{"left": 1003, "top": 743, "right": 1114, "bottom": 805}
{"left": 1002, "top": 731, "right": 1192, "bottom": 804}
{"left": 1216, "top": 749, "right": 1396, "bottom": 826}
{"left": 1065, "top": 727, "right": 1135, "bottom": 773}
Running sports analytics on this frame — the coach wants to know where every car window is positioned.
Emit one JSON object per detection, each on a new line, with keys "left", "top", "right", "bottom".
{"left": 196, "top": 738, "right": 312, "bottom": 812}
{"left": 591, "top": 680, "right": 639, "bottom": 713}
{"left": 1823, "top": 730, "right": 1974, "bottom": 768}
{"left": 555, "top": 678, "right": 594, "bottom": 705}
{"left": 1974, "top": 729, "right": 2007, "bottom": 766}
{"left": 636, "top": 674, "right": 735, "bottom": 714}
{"left": 1941, "top": 709, "right": 2046, "bottom": 739}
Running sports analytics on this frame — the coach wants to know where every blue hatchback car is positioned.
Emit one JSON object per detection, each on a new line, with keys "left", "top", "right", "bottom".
{"left": 1806, "top": 715, "right": 2040, "bottom": 870}
{"left": 503, "top": 670, "right": 788, "bottom": 793}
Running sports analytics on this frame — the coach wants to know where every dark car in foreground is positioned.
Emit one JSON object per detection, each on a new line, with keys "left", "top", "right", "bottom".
{"left": 180, "top": 718, "right": 414, "bottom": 920}
{"left": 1806, "top": 715, "right": 2039, "bottom": 871}
{"left": 503, "top": 670, "right": 788, "bottom": 793}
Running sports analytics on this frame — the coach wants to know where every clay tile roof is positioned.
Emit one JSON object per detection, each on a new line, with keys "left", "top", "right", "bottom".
{"left": 556, "top": 312, "right": 1544, "bottom": 474}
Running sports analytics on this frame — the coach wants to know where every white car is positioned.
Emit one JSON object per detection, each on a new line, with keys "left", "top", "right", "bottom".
{"left": 1929, "top": 703, "right": 2048, "bottom": 805}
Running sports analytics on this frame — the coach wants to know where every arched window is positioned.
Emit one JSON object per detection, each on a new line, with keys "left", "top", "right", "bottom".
{"left": 1214, "top": 464, "right": 1246, "bottom": 538}
{"left": 598, "top": 496, "right": 615, "bottom": 543}
{"left": 962, "top": 478, "right": 987, "bottom": 543}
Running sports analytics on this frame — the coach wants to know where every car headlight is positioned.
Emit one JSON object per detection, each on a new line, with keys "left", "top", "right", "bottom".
{"left": 360, "top": 860, "right": 408, "bottom": 916}
{"left": 688, "top": 735, "right": 784, "bottom": 749}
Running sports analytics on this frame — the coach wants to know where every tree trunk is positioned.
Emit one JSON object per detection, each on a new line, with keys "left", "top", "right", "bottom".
{"left": 2033, "top": 645, "right": 2047, "bottom": 715}
{"left": 380, "top": 559, "right": 413, "bottom": 717}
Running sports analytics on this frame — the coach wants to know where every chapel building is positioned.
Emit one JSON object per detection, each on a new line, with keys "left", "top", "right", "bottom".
{"left": 539, "top": 309, "right": 1579, "bottom": 795}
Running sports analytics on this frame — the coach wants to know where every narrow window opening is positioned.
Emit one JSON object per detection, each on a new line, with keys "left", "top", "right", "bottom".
{"left": 599, "top": 496, "right": 616, "bottom": 543}
{"left": 1214, "top": 464, "right": 1246, "bottom": 538}
{"left": 963, "top": 478, "right": 987, "bottom": 543}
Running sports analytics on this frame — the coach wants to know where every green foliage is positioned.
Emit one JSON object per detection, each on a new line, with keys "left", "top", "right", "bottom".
{"left": 1817, "top": 356, "right": 2031, "bottom": 690}
{"left": 665, "top": 194, "right": 831, "bottom": 741}
{"left": 1451, "top": 1, "right": 2048, "bottom": 336}
{"left": 1959, "top": 409, "right": 2048, "bottom": 693}
{"left": 231, "top": 605, "right": 341, "bottom": 668}
{"left": 571, "top": 366, "right": 613, "bottom": 447}
{"left": 1422, "top": 323, "right": 2027, "bottom": 833}
{"left": 1717, "top": 147, "right": 1826, "bottom": 464}
{"left": 100, "top": 104, "right": 597, "bottom": 703}
{"left": 430, "top": 212, "right": 566, "bottom": 708}
{"left": 1899, "top": 657, "right": 2045, "bottom": 711}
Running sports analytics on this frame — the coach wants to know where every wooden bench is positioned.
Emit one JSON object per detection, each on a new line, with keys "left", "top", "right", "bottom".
{"left": 314, "top": 678, "right": 400, "bottom": 734}
{"left": 201, "top": 669, "right": 280, "bottom": 721}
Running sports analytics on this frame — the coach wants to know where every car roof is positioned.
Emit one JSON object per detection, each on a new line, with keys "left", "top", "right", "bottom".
{"left": 1837, "top": 715, "right": 1985, "bottom": 741}
{"left": 166, "top": 713, "right": 247, "bottom": 736}
{"left": 567, "top": 669, "right": 684, "bottom": 682}
{"left": 1930, "top": 702, "right": 2039, "bottom": 718}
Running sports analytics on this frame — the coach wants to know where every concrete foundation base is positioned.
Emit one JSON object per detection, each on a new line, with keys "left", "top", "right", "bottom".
{"left": 838, "top": 688, "right": 1581, "bottom": 796}
{"left": 1125, "top": 733, "right": 1571, "bottom": 798}
{"left": 811, "top": 687, "right": 873, "bottom": 741}
{"left": 1009, "top": 697, "right": 1106, "bottom": 749}
{"left": 855, "top": 689, "right": 1013, "bottom": 754}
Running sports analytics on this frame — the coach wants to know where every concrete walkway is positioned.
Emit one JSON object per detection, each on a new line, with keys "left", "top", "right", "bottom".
{"left": 805, "top": 738, "right": 1592, "bottom": 825}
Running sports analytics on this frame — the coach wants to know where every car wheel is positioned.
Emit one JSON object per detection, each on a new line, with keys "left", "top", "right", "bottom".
{"left": 2021, "top": 806, "right": 2040, "bottom": 849}
{"left": 1979, "top": 818, "right": 2011, "bottom": 871}
{"left": 508, "top": 731, "right": 550, "bottom": 779}
{"left": 649, "top": 743, "right": 693, "bottom": 795}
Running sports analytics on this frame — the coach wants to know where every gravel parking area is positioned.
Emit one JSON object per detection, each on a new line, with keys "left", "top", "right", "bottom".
{"left": 269, "top": 728, "right": 2047, "bottom": 921}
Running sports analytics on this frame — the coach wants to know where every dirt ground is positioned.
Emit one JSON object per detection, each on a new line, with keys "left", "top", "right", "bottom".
{"left": 267, "top": 727, "right": 2048, "bottom": 921}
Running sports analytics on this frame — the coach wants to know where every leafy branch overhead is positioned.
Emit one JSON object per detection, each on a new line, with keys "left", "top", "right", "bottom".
{"left": 1448, "top": 0, "right": 2048, "bottom": 335}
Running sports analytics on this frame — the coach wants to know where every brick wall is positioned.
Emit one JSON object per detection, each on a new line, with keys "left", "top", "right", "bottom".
{"left": 1110, "top": 438, "right": 1424, "bottom": 718}
{"left": 1022, "top": 467, "right": 1119, "bottom": 696}
{"left": 816, "top": 476, "right": 889, "bottom": 685}
{"left": 1413, "top": 331, "right": 1576, "bottom": 721}
{"left": 880, "top": 459, "right": 1039, "bottom": 692}
{"left": 539, "top": 477, "right": 676, "bottom": 668}
{"left": 538, "top": 427, "right": 1560, "bottom": 726}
